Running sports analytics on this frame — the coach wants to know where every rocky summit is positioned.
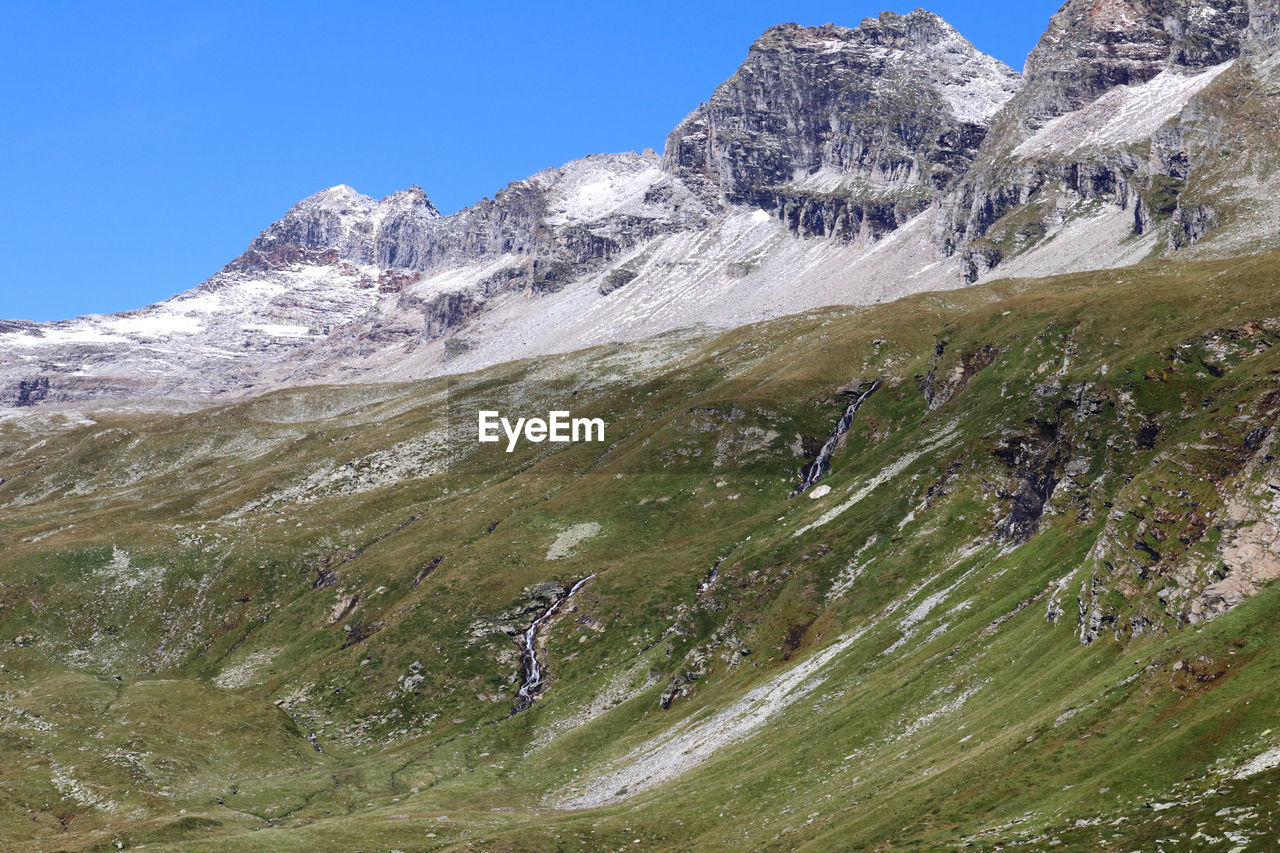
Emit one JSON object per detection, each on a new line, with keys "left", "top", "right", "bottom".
{"left": 6, "top": 3, "right": 1280, "bottom": 851}
{"left": 662, "top": 11, "right": 1023, "bottom": 228}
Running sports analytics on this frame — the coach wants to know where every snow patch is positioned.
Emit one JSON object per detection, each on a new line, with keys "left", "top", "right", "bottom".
{"left": 4, "top": 326, "right": 130, "bottom": 347}
{"left": 243, "top": 323, "right": 312, "bottom": 337}
{"left": 1015, "top": 62, "right": 1234, "bottom": 158}
{"left": 543, "top": 155, "right": 665, "bottom": 226}
{"left": 546, "top": 522, "right": 602, "bottom": 560}
{"left": 108, "top": 314, "right": 205, "bottom": 336}
{"left": 934, "top": 56, "right": 1022, "bottom": 124}
{"left": 1233, "top": 744, "right": 1280, "bottom": 779}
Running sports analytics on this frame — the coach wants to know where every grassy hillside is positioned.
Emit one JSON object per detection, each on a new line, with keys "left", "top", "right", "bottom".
{"left": 3, "top": 252, "right": 1280, "bottom": 850}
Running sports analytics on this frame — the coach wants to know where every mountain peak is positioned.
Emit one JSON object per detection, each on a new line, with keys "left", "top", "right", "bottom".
{"left": 662, "top": 9, "right": 1019, "bottom": 222}
{"left": 380, "top": 185, "right": 442, "bottom": 218}
{"left": 305, "top": 183, "right": 372, "bottom": 208}
{"left": 755, "top": 9, "right": 969, "bottom": 53}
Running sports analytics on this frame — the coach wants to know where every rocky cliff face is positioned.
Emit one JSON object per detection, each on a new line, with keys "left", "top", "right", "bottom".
{"left": 663, "top": 11, "right": 1021, "bottom": 242}
{"left": 1245, "top": 0, "right": 1280, "bottom": 66}
{"left": 937, "top": 0, "right": 1267, "bottom": 280}
{"left": 228, "top": 185, "right": 440, "bottom": 272}
{"left": 231, "top": 158, "right": 707, "bottom": 284}
{"left": 1005, "top": 0, "right": 1248, "bottom": 135}
{"left": 373, "top": 152, "right": 709, "bottom": 284}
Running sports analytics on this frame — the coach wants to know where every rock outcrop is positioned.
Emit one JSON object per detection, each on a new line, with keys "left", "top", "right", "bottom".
{"left": 938, "top": 0, "right": 1266, "bottom": 280}
{"left": 663, "top": 11, "right": 1021, "bottom": 242}
{"left": 1003, "top": 0, "right": 1247, "bottom": 136}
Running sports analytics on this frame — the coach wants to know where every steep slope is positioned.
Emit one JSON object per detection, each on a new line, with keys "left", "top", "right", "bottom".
{"left": 939, "top": 0, "right": 1280, "bottom": 280}
{"left": 5, "top": 252, "right": 1280, "bottom": 849}
{"left": 1004, "top": 0, "right": 1247, "bottom": 131}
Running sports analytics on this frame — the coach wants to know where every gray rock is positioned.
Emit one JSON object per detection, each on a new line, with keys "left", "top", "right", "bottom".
{"left": 663, "top": 11, "right": 1021, "bottom": 241}
{"left": 935, "top": 0, "right": 1267, "bottom": 278}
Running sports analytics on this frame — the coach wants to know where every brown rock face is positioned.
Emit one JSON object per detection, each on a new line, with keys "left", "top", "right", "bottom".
{"left": 1206, "top": 520, "right": 1280, "bottom": 607}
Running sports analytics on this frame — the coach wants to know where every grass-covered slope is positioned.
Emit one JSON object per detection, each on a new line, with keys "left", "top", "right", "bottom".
{"left": 3, "top": 253, "right": 1280, "bottom": 850}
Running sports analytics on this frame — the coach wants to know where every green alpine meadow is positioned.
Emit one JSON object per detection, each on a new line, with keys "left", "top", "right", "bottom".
{"left": 4, "top": 253, "right": 1280, "bottom": 849}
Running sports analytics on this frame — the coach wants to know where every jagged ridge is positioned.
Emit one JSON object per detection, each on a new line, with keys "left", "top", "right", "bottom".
{"left": 3, "top": 3, "right": 1280, "bottom": 410}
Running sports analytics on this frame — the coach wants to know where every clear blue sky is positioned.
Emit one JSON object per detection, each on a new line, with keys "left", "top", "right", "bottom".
{"left": 1, "top": 1, "right": 1060, "bottom": 322}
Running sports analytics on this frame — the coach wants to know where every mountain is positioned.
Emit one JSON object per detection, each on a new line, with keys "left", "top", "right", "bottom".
{"left": 8, "top": 3, "right": 1280, "bottom": 850}
{"left": 18, "top": 5, "right": 1279, "bottom": 411}
{"left": 661, "top": 12, "right": 1022, "bottom": 224}
{"left": 939, "top": 0, "right": 1280, "bottom": 280}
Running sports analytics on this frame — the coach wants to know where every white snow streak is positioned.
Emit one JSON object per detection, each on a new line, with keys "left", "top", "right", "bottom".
{"left": 792, "top": 421, "right": 959, "bottom": 538}
{"left": 1015, "top": 62, "right": 1234, "bottom": 158}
